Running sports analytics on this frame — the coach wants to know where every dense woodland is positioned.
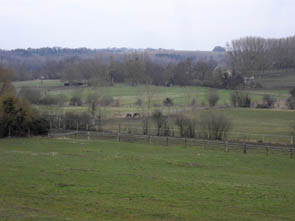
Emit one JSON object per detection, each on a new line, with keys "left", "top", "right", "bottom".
{"left": 227, "top": 36, "right": 295, "bottom": 73}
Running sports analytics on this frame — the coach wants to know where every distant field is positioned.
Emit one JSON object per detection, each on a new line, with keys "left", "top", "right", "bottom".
{"left": 0, "top": 138, "right": 295, "bottom": 220}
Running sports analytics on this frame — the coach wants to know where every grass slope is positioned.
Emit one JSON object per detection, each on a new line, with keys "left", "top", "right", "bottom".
{"left": 0, "top": 138, "right": 295, "bottom": 220}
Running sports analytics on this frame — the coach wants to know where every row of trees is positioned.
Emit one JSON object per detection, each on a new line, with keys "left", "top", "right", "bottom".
{"left": 149, "top": 110, "right": 232, "bottom": 140}
{"left": 60, "top": 54, "right": 238, "bottom": 88}
{"left": 227, "top": 36, "right": 295, "bottom": 73}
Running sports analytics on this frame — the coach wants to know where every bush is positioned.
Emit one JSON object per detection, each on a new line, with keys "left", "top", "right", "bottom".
{"left": 135, "top": 98, "right": 143, "bottom": 106}
{"left": 208, "top": 90, "right": 219, "bottom": 107}
{"left": 163, "top": 97, "right": 174, "bottom": 107}
{"left": 0, "top": 95, "right": 33, "bottom": 137}
{"left": 86, "top": 93, "right": 100, "bottom": 104}
{"left": 199, "top": 112, "right": 232, "bottom": 140}
{"left": 69, "top": 96, "right": 83, "bottom": 106}
{"left": 99, "top": 95, "right": 114, "bottom": 106}
{"left": 262, "top": 94, "right": 276, "bottom": 108}
{"left": 30, "top": 116, "right": 50, "bottom": 135}
{"left": 40, "top": 95, "right": 66, "bottom": 106}
{"left": 231, "top": 91, "right": 251, "bottom": 108}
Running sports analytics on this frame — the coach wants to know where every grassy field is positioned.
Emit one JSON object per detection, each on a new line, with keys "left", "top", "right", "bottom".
{"left": 254, "top": 69, "right": 295, "bottom": 90}
{"left": 14, "top": 80, "right": 268, "bottom": 106}
{"left": 0, "top": 138, "right": 295, "bottom": 220}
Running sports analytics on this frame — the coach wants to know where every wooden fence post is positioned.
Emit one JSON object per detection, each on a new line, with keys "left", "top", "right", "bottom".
{"left": 166, "top": 137, "right": 169, "bottom": 146}
{"left": 290, "top": 148, "right": 294, "bottom": 159}
{"left": 185, "top": 138, "right": 187, "bottom": 147}
{"left": 243, "top": 143, "right": 247, "bottom": 154}
{"left": 149, "top": 136, "right": 152, "bottom": 144}
{"left": 76, "top": 121, "right": 79, "bottom": 132}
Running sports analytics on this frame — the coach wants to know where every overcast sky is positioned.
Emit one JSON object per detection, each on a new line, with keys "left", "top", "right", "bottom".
{"left": 0, "top": 0, "right": 294, "bottom": 51}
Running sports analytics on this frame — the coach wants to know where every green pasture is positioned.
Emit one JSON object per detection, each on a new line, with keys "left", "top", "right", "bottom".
{"left": 0, "top": 138, "right": 295, "bottom": 220}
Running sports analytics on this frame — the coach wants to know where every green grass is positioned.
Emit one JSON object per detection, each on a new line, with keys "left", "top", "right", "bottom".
{"left": 0, "top": 138, "right": 295, "bottom": 220}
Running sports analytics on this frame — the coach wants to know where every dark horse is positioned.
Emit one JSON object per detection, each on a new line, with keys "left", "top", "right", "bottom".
{"left": 126, "top": 113, "right": 132, "bottom": 119}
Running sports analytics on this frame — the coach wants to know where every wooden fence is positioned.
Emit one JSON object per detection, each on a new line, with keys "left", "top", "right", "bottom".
{"left": 49, "top": 130, "right": 295, "bottom": 159}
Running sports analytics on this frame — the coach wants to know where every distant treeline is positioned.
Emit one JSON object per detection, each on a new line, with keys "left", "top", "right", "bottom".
{"left": 228, "top": 36, "right": 295, "bottom": 73}
{"left": 0, "top": 47, "right": 225, "bottom": 82}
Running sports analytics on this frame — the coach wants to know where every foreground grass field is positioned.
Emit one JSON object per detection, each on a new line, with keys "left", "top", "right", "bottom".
{"left": 1, "top": 138, "right": 295, "bottom": 220}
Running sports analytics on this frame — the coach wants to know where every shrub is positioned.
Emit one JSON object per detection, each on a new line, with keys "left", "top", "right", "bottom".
{"left": 69, "top": 96, "right": 83, "bottom": 106}
{"left": 262, "top": 94, "right": 276, "bottom": 108}
{"left": 163, "top": 97, "right": 174, "bottom": 107}
{"left": 30, "top": 116, "right": 50, "bottom": 135}
{"left": 135, "top": 98, "right": 143, "bottom": 106}
{"left": 208, "top": 90, "right": 219, "bottom": 107}
{"left": 231, "top": 91, "right": 251, "bottom": 107}
{"left": 0, "top": 95, "right": 33, "bottom": 137}
{"left": 86, "top": 93, "right": 100, "bottom": 104}
{"left": 40, "top": 95, "right": 66, "bottom": 106}
{"left": 199, "top": 112, "right": 232, "bottom": 140}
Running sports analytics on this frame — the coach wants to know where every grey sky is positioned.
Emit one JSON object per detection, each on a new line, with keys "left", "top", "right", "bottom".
{"left": 0, "top": 0, "right": 294, "bottom": 51}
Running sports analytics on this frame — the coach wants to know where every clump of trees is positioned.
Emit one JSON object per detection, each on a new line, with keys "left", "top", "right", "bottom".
{"left": 64, "top": 112, "right": 94, "bottom": 130}
{"left": 199, "top": 112, "right": 232, "bottom": 140}
{"left": 152, "top": 110, "right": 170, "bottom": 136}
{"left": 0, "top": 95, "right": 50, "bottom": 137}
{"left": 175, "top": 114, "right": 196, "bottom": 138}
{"left": 70, "top": 96, "right": 83, "bottom": 106}
{"left": 0, "top": 66, "right": 50, "bottom": 137}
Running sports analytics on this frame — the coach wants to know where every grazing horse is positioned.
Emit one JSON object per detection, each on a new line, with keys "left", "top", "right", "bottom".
{"left": 133, "top": 113, "right": 140, "bottom": 118}
{"left": 126, "top": 113, "right": 132, "bottom": 119}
